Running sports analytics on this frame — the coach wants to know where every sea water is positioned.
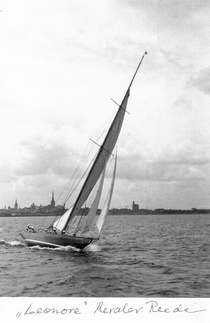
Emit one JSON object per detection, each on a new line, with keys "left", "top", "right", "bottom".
{"left": 0, "top": 214, "right": 209, "bottom": 297}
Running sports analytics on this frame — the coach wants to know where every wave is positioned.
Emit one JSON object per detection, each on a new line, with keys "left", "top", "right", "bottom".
{"left": 29, "top": 243, "right": 101, "bottom": 252}
{"left": 28, "top": 242, "right": 101, "bottom": 252}
{"left": 85, "top": 243, "right": 101, "bottom": 252}
{"left": 9, "top": 240, "right": 25, "bottom": 247}
{"left": 28, "top": 244, "right": 80, "bottom": 252}
{"left": 0, "top": 239, "right": 25, "bottom": 247}
{"left": 199, "top": 243, "right": 210, "bottom": 252}
{"left": 162, "top": 267, "right": 174, "bottom": 275}
{"left": 0, "top": 238, "right": 100, "bottom": 253}
{"left": 147, "top": 289, "right": 179, "bottom": 297}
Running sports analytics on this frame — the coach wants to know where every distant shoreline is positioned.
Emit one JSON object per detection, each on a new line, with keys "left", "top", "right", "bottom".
{"left": 0, "top": 209, "right": 210, "bottom": 217}
{"left": 0, "top": 213, "right": 57, "bottom": 217}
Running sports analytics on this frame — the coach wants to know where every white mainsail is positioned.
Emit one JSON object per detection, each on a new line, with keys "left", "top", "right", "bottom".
{"left": 96, "top": 154, "right": 117, "bottom": 235}
{"left": 79, "top": 162, "right": 107, "bottom": 234}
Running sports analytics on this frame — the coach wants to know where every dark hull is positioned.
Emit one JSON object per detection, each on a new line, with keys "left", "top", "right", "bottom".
{"left": 20, "top": 232, "right": 94, "bottom": 250}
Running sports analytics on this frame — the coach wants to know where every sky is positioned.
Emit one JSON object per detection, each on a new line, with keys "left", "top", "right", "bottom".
{"left": 0, "top": 0, "right": 210, "bottom": 210}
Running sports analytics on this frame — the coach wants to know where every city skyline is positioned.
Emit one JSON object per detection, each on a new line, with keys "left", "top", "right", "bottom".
{"left": 1, "top": 195, "right": 210, "bottom": 213}
{"left": 1, "top": 191, "right": 56, "bottom": 210}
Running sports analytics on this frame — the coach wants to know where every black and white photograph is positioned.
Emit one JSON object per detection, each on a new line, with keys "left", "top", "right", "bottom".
{"left": 0, "top": 1, "right": 209, "bottom": 322}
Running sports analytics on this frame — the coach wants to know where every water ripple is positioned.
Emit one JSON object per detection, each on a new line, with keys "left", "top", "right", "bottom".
{"left": 0, "top": 214, "right": 209, "bottom": 297}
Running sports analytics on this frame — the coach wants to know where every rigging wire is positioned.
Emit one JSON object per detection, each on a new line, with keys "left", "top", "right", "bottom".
{"left": 54, "top": 110, "right": 116, "bottom": 208}
{"left": 63, "top": 151, "right": 97, "bottom": 205}
{"left": 55, "top": 140, "right": 96, "bottom": 207}
{"left": 61, "top": 147, "right": 95, "bottom": 204}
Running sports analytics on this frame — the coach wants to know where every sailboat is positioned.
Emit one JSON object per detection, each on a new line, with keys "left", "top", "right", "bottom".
{"left": 20, "top": 52, "right": 147, "bottom": 250}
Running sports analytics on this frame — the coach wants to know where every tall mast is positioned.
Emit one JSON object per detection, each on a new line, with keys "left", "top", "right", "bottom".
{"left": 128, "top": 51, "right": 147, "bottom": 89}
{"left": 62, "top": 52, "right": 147, "bottom": 232}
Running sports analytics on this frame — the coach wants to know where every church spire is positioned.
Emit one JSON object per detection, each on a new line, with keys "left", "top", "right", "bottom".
{"left": 51, "top": 191, "right": 55, "bottom": 208}
{"left": 14, "top": 198, "right": 18, "bottom": 210}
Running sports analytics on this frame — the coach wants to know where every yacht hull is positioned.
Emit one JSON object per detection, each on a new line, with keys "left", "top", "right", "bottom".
{"left": 20, "top": 232, "right": 93, "bottom": 250}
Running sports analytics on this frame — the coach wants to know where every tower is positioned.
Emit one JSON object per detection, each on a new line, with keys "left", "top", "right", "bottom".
{"left": 132, "top": 201, "right": 139, "bottom": 213}
{"left": 51, "top": 191, "right": 55, "bottom": 208}
{"left": 14, "top": 198, "right": 18, "bottom": 210}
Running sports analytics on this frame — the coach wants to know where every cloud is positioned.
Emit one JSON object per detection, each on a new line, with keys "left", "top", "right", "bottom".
{"left": 120, "top": 0, "right": 210, "bottom": 73}
{"left": 118, "top": 159, "right": 206, "bottom": 184}
{"left": 14, "top": 139, "right": 75, "bottom": 177}
{"left": 117, "top": 138, "right": 210, "bottom": 184}
{"left": 156, "top": 140, "right": 210, "bottom": 167}
{"left": 0, "top": 162, "right": 14, "bottom": 184}
{"left": 122, "top": 0, "right": 210, "bottom": 26}
{"left": 0, "top": 135, "right": 84, "bottom": 207}
{"left": 189, "top": 67, "right": 210, "bottom": 95}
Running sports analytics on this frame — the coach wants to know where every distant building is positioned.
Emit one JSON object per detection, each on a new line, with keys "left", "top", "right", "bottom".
{"left": 51, "top": 191, "right": 55, "bottom": 208}
{"left": 30, "top": 203, "right": 36, "bottom": 210}
{"left": 132, "top": 201, "right": 139, "bottom": 213}
{"left": 14, "top": 199, "right": 18, "bottom": 210}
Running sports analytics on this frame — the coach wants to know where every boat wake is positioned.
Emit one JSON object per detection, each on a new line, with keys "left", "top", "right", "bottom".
{"left": 28, "top": 244, "right": 81, "bottom": 253}
{"left": 27, "top": 243, "right": 101, "bottom": 253}
{"left": 85, "top": 243, "right": 101, "bottom": 252}
{"left": 0, "top": 239, "right": 25, "bottom": 247}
